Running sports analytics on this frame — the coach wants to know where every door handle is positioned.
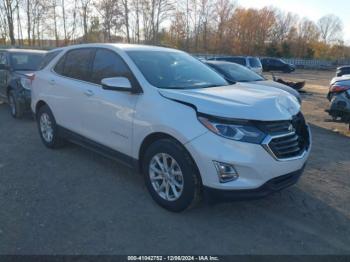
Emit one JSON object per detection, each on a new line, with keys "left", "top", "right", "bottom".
{"left": 84, "top": 89, "right": 94, "bottom": 97}
{"left": 49, "top": 79, "right": 55, "bottom": 86}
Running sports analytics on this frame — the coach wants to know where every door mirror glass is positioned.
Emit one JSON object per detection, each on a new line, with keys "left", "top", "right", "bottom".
{"left": 101, "top": 77, "right": 132, "bottom": 91}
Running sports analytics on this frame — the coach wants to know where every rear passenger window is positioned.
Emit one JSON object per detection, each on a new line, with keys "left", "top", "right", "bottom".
{"left": 61, "top": 48, "right": 94, "bottom": 81}
{"left": 91, "top": 49, "right": 131, "bottom": 84}
{"left": 54, "top": 55, "right": 65, "bottom": 75}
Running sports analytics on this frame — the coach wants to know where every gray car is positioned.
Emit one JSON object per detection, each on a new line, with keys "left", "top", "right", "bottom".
{"left": 208, "top": 56, "right": 263, "bottom": 75}
{"left": 0, "top": 49, "right": 46, "bottom": 118}
{"left": 205, "top": 60, "right": 301, "bottom": 103}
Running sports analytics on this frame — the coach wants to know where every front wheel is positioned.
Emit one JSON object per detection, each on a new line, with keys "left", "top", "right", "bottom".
{"left": 8, "top": 90, "right": 23, "bottom": 118}
{"left": 142, "top": 139, "right": 202, "bottom": 212}
{"left": 36, "top": 105, "right": 65, "bottom": 148}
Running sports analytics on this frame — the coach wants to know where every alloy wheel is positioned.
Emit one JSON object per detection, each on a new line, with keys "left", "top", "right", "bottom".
{"left": 149, "top": 153, "right": 184, "bottom": 201}
{"left": 40, "top": 113, "right": 54, "bottom": 143}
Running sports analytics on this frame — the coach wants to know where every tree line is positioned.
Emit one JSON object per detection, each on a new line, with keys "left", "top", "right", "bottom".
{"left": 0, "top": 0, "right": 349, "bottom": 60}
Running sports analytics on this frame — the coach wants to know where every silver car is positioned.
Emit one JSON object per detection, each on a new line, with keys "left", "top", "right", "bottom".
{"left": 205, "top": 60, "right": 301, "bottom": 103}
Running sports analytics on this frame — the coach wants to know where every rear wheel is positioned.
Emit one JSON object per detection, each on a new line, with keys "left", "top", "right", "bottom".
{"left": 142, "top": 138, "right": 201, "bottom": 212}
{"left": 8, "top": 90, "right": 23, "bottom": 118}
{"left": 36, "top": 105, "right": 65, "bottom": 148}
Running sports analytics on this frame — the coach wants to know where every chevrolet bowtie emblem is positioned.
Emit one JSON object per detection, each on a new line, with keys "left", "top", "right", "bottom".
{"left": 288, "top": 124, "right": 294, "bottom": 132}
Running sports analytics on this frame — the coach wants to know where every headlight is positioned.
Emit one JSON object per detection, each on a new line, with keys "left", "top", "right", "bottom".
{"left": 20, "top": 78, "right": 32, "bottom": 90}
{"left": 198, "top": 115, "right": 266, "bottom": 144}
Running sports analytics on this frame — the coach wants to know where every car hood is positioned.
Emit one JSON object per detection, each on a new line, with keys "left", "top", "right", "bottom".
{"left": 250, "top": 80, "right": 301, "bottom": 102}
{"left": 159, "top": 83, "right": 300, "bottom": 121}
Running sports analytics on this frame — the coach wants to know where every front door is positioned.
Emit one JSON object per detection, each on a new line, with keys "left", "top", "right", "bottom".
{"left": 80, "top": 48, "right": 139, "bottom": 156}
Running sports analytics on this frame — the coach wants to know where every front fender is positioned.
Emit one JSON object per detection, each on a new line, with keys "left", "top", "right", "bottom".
{"left": 7, "top": 78, "right": 31, "bottom": 107}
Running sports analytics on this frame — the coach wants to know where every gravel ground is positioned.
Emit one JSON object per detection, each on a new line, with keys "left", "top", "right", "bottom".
{"left": 0, "top": 70, "right": 349, "bottom": 255}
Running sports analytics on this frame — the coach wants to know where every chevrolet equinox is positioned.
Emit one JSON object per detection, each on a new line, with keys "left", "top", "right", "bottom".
{"left": 31, "top": 44, "right": 311, "bottom": 212}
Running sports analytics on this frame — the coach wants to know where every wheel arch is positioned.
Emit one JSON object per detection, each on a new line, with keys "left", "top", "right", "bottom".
{"left": 138, "top": 132, "right": 202, "bottom": 184}
{"left": 6, "top": 85, "right": 14, "bottom": 97}
{"left": 34, "top": 100, "right": 48, "bottom": 116}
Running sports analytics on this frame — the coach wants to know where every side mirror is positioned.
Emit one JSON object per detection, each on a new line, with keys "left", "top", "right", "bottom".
{"left": 0, "top": 64, "right": 9, "bottom": 71}
{"left": 101, "top": 77, "right": 132, "bottom": 92}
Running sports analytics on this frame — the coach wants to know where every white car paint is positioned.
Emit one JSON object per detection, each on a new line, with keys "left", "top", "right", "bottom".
{"left": 330, "top": 74, "right": 350, "bottom": 85}
{"left": 31, "top": 43, "right": 311, "bottom": 194}
{"left": 159, "top": 83, "right": 300, "bottom": 121}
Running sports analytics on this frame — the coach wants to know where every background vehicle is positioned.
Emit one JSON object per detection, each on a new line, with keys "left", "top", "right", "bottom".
{"left": 0, "top": 49, "right": 46, "bottom": 118}
{"left": 326, "top": 76, "right": 350, "bottom": 127}
{"left": 32, "top": 44, "right": 310, "bottom": 212}
{"left": 208, "top": 56, "right": 263, "bottom": 74}
{"left": 205, "top": 60, "right": 301, "bottom": 103}
{"left": 261, "top": 57, "right": 295, "bottom": 73}
{"left": 336, "top": 66, "right": 350, "bottom": 77}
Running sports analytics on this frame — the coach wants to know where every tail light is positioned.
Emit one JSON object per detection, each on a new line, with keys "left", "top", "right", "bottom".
{"left": 329, "top": 84, "right": 350, "bottom": 93}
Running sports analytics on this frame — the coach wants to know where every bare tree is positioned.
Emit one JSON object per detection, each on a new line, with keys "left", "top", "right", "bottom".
{"left": 0, "top": 4, "right": 9, "bottom": 43}
{"left": 80, "top": 0, "right": 92, "bottom": 42}
{"left": 51, "top": 0, "right": 59, "bottom": 46}
{"left": 121, "top": 0, "right": 130, "bottom": 43}
{"left": 2, "top": 0, "right": 17, "bottom": 45}
{"left": 61, "top": 0, "right": 67, "bottom": 44}
{"left": 26, "top": 0, "right": 31, "bottom": 45}
{"left": 271, "top": 10, "right": 297, "bottom": 43}
{"left": 16, "top": 0, "right": 23, "bottom": 45}
{"left": 95, "top": 0, "right": 123, "bottom": 42}
{"left": 199, "top": 0, "right": 213, "bottom": 52}
{"left": 214, "top": 0, "right": 235, "bottom": 51}
{"left": 317, "top": 14, "right": 343, "bottom": 44}
{"left": 130, "top": 0, "right": 141, "bottom": 43}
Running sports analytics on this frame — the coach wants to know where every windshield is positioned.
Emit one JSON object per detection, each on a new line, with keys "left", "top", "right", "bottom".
{"left": 212, "top": 62, "right": 264, "bottom": 82}
{"left": 10, "top": 52, "right": 44, "bottom": 71}
{"left": 127, "top": 50, "right": 228, "bottom": 89}
{"left": 248, "top": 57, "right": 262, "bottom": 68}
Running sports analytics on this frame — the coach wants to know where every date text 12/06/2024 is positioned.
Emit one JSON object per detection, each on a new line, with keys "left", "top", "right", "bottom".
{"left": 127, "top": 256, "right": 220, "bottom": 261}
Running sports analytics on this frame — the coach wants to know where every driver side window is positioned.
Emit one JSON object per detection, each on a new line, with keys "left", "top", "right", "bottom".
{"left": 91, "top": 49, "right": 131, "bottom": 85}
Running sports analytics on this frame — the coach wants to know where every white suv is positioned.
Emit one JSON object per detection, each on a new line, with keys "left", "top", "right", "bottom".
{"left": 31, "top": 44, "right": 311, "bottom": 212}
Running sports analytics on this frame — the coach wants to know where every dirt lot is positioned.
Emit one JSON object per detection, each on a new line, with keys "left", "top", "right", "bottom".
{"left": 0, "top": 70, "right": 349, "bottom": 255}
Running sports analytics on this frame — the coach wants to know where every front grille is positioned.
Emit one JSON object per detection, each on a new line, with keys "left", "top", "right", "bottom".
{"left": 256, "top": 120, "right": 291, "bottom": 135}
{"left": 259, "top": 113, "right": 310, "bottom": 160}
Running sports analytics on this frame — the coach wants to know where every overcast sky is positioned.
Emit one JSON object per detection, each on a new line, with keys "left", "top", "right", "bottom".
{"left": 239, "top": 0, "right": 350, "bottom": 44}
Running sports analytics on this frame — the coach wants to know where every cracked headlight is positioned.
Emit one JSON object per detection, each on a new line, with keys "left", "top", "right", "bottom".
{"left": 198, "top": 115, "right": 266, "bottom": 144}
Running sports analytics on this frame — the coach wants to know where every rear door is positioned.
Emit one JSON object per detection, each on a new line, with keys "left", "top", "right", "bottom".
{"left": 49, "top": 48, "right": 95, "bottom": 134}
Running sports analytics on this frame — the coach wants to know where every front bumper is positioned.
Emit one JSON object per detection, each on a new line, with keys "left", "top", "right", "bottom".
{"left": 185, "top": 130, "right": 310, "bottom": 191}
{"left": 204, "top": 165, "right": 304, "bottom": 200}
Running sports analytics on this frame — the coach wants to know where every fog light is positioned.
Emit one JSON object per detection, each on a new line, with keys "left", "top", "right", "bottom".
{"left": 213, "top": 161, "right": 239, "bottom": 183}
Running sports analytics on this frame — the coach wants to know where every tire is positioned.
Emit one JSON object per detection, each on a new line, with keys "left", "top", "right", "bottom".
{"left": 36, "top": 104, "right": 65, "bottom": 149}
{"left": 142, "top": 138, "right": 202, "bottom": 212}
{"left": 8, "top": 90, "right": 24, "bottom": 118}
